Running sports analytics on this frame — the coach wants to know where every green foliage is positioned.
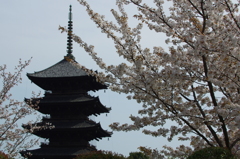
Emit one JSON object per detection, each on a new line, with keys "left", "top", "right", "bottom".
{"left": 187, "top": 147, "right": 235, "bottom": 159}
{"left": 0, "top": 152, "right": 10, "bottom": 159}
{"left": 75, "top": 151, "right": 126, "bottom": 159}
{"left": 127, "top": 152, "right": 149, "bottom": 159}
{"left": 75, "top": 151, "right": 151, "bottom": 159}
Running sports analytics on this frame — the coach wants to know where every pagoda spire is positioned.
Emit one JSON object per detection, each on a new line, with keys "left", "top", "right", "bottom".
{"left": 65, "top": 5, "right": 75, "bottom": 60}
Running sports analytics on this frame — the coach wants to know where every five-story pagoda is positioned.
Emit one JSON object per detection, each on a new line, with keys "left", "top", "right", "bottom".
{"left": 20, "top": 5, "right": 111, "bottom": 159}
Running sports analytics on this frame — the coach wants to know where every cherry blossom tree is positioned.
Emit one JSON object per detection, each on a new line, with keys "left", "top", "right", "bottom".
{"left": 0, "top": 59, "right": 39, "bottom": 158}
{"left": 60, "top": 0, "right": 240, "bottom": 158}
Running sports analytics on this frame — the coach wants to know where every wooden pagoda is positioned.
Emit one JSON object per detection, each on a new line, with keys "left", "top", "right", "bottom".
{"left": 20, "top": 5, "right": 111, "bottom": 159}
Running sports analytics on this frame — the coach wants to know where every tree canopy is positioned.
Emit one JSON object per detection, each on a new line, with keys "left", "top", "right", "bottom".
{"left": 60, "top": 0, "right": 240, "bottom": 158}
{"left": 0, "top": 59, "right": 39, "bottom": 158}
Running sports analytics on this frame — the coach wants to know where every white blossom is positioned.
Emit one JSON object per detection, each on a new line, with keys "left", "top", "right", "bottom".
{"left": 0, "top": 59, "right": 39, "bottom": 158}
{"left": 61, "top": 0, "right": 240, "bottom": 158}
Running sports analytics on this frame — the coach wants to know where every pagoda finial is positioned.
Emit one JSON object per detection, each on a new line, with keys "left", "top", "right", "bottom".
{"left": 65, "top": 5, "right": 75, "bottom": 60}
{"left": 69, "top": 5, "right": 72, "bottom": 21}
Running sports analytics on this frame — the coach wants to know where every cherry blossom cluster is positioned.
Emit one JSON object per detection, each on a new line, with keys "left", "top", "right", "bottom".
{"left": 0, "top": 59, "right": 40, "bottom": 158}
{"left": 61, "top": 0, "right": 240, "bottom": 158}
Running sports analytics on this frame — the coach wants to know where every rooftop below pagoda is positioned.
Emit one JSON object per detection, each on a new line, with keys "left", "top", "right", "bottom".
{"left": 20, "top": 146, "right": 96, "bottom": 159}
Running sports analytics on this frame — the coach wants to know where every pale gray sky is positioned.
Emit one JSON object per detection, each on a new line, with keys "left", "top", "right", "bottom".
{"left": 0, "top": 0, "right": 186, "bottom": 156}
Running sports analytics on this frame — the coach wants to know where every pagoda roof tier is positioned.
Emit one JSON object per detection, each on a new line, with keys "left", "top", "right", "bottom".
{"left": 27, "top": 59, "right": 107, "bottom": 92}
{"left": 28, "top": 59, "right": 88, "bottom": 78}
{"left": 30, "top": 93, "right": 103, "bottom": 104}
{"left": 25, "top": 95, "right": 111, "bottom": 115}
{"left": 20, "top": 146, "right": 96, "bottom": 159}
{"left": 23, "top": 120, "right": 112, "bottom": 140}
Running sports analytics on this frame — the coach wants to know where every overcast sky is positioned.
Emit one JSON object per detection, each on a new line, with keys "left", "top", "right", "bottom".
{"left": 0, "top": 0, "right": 188, "bottom": 156}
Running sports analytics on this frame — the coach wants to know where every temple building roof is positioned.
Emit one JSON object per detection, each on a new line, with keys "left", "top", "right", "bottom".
{"left": 23, "top": 121, "right": 112, "bottom": 140}
{"left": 20, "top": 146, "right": 97, "bottom": 159}
{"left": 25, "top": 95, "right": 111, "bottom": 115}
{"left": 26, "top": 59, "right": 107, "bottom": 92}
{"left": 27, "top": 59, "right": 88, "bottom": 78}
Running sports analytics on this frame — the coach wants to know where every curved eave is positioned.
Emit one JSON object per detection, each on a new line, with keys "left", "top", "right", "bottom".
{"left": 27, "top": 59, "right": 88, "bottom": 78}
{"left": 25, "top": 96, "right": 110, "bottom": 115}
{"left": 26, "top": 58, "right": 108, "bottom": 91}
{"left": 34, "top": 95, "right": 102, "bottom": 104}
{"left": 20, "top": 146, "right": 96, "bottom": 159}
{"left": 27, "top": 75, "right": 107, "bottom": 91}
{"left": 24, "top": 122, "right": 111, "bottom": 139}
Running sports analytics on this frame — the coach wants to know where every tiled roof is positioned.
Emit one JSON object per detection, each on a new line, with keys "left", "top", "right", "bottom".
{"left": 20, "top": 146, "right": 97, "bottom": 159}
{"left": 34, "top": 94, "right": 97, "bottom": 103}
{"left": 27, "top": 59, "right": 88, "bottom": 78}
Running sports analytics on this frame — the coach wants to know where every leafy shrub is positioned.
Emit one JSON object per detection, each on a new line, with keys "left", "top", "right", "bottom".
{"left": 74, "top": 151, "right": 126, "bottom": 159}
{"left": 128, "top": 152, "right": 149, "bottom": 159}
{"left": 0, "top": 152, "right": 10, "bottom": 159}
{"left": 187, "top": 147, "right": 235, "bottom": 159}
